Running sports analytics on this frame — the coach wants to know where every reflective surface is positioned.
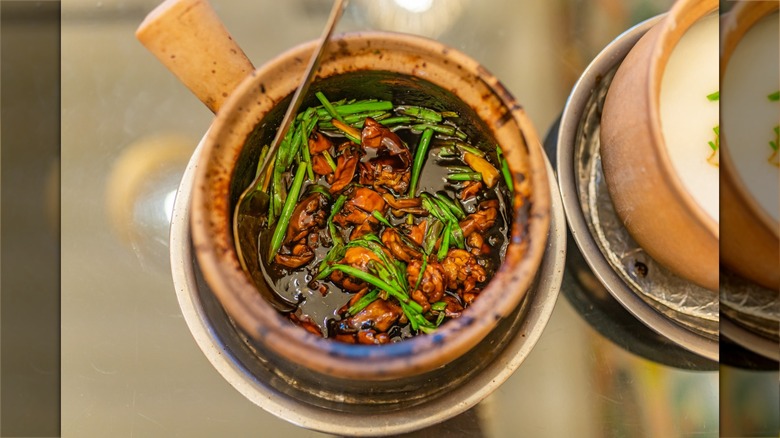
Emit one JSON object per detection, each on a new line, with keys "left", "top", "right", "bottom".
{"left": 62, "top": 0, "right": 730, "bottom": 436}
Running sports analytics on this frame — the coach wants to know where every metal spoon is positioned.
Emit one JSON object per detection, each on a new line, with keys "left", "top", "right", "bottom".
{"left": 232, "top": 0, "right": 349, "bottom": 312}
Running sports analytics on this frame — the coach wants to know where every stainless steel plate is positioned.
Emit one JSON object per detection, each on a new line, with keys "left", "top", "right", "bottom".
{"left": 556, "top": 15, "right": 719, "bottom": 362}
{"left": 169, "top": 136, "right": 566, "bottom": 436}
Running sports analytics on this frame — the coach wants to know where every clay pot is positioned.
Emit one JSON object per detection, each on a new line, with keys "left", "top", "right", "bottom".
{"left": 720, "top": 1, "right": 779, "bottom": 291}
{"left": 599, "top": 0, "right": 719, "bottom": 291}
{"left": 137, "top": 0, "right": 551, "bottom": 400}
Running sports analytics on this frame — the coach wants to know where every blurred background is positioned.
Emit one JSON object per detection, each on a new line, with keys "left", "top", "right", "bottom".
{"left": 52, "top": 0, "right": 775, "bottom": 436}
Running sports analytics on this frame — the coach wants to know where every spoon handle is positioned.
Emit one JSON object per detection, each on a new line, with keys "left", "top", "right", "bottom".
{"left": 136, "top": 0, "right": 254, "bottom": 113}
{"left": 254, "top": 0, "right": 349, "bottom": 188}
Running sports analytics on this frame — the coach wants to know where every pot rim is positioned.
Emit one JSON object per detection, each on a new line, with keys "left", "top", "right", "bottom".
{"left": 640, "top": 0, "right": 720, "bottom": 240}
{"left": 720, "top": 1, "right": 780, "bottom": 237}
{"left": 190, "top": 31, "right": 551, "bottom": 380}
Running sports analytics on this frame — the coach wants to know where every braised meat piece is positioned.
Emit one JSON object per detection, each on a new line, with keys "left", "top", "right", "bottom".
{"left": 274, "top": 193, "right": 328, "bottom": 269}
{"left": 329, "top": 246, "right": 381, "bottom": 292}
{"left": 459, "top": 199, "right": 499, "bottom": 237}
{"left": 328, "top": 142, "right": 362, "bottom": 193}
{"left": 441, "top": 249, "right": 487, "bottom": 294}
{"left": 382, "top": 228, "right": 422, "bottom": 263}
{"left": 343, "top": 298, "right": 403, "bottom": 333}
{"left": 311, "top": 154, "right": 334, "bottom": 176}
{"left": 361, "top": 117, "right": 411, "bottom": 166}
{"left": 406, "top": 259, "right": 445, "bottom": 311}
{"left": 333, "top": 187, "right": 387, "bottom": 228}
{"left": 308, "top": 130, "right": 333, "bottom": 154}
{"left": 459, "top": 180, "right": 482, "bottom": 201}
{"left": 360, "top": 155, "right": 411, "bottom": 194}
{"left": 283, "top": 193, "right": 328, "bottom": 244}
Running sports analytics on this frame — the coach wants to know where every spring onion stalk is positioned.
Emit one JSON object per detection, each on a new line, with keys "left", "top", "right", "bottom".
{"left": 408, "top": 127, "right": 434, "bottom": 196}
{"left": 343, "top": 111, "right": 389, "bottom": 124}
{"left": 446, "top": 165, "right": 473, "bottom": 174}
{"left": 315, "top": 100, "right": 393, "bottom": 119}
{"left": 325, "top": 264, "right": 422, "bottom": 312}
{"left": 331, "top": 119, "right": 362, "bottom": 144}
{"left": 395, "top": 105, "right": 442, "bottom": 123}
{"left": 315, "top": 91, "right": 345, "bottom": 123}
{"left": 423, "top": 219, "right": 443, "bottom": 255}
{"left": 440, "top": 111, "right": 459, "bottom": 118}
{"left": 437, "top": 222, "right": 451, "bottom": 260}
{"left": 435, "top": 311, "right": 446, "bottom": 327}
{"left": 769, "top": 91, "right": 780, "bottom": 101}
{"left": 431, "top": 301, "right": 447, "bottom": 311}
{"left": 447, "top": 172, "right": 482, "bottom": 182}
{"left": 706, "top": 91, "right": 720, "bottom": 101}
{"left": 306, "top": 184, "right": 331, "bottom": 200}
{"left": 348, "top": 289, "right": 381, "bottom": 315}
{"left": 378, "top": 116, "right": 414, "bottom": 126}
{"left": 328, "top": 194, "right": 347, "bottom": 246}
{"left": 371, "top": 210, "right": 393, "bottom": 228}
{"left": 413, "top": 257, "right": 428, "bottom": 293}
{"left": 451, "top": 141, "right": 485, "bottom": 157}
{"left": 411, "top": 123, "right": 456, "bottom": 136}
{"left": 301, "top": 137, "right": 315, "bottom": 180}
{"left": 434, "top": 192, "right": 465, "bottom": 220}
{"left": 253, "top": 144, "right": 270, "bottom": 190}
{"left": 268, "top": 162, "right": 308, "bottom": 262}
{"left": 496, "top": 144, "right": 513, "bottom": 192}
{"left": 322, "top": 150, "right": 338, "bottom": 172}
{"left": 436, "top": 144, "right": 459, "bottom": 158}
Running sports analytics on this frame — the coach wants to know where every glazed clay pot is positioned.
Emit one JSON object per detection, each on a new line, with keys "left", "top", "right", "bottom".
{"left": 137, "top": 0, "right": 551, "bottom": 405}
{"left": 600, "top": 0, "right": 719, "bottom": 291}
{"left": 720, "top": 1, "right": 780, "bottom": 291}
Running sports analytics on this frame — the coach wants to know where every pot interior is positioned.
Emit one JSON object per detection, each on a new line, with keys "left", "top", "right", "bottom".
{"left": 229, "top": 69, "right": 522, "bottom": 336}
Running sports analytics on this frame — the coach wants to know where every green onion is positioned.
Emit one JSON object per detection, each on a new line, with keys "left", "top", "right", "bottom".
{"left": 343, "top": 110, "right": 389, "bottom": 124}
{"left": 435, "top": 311, "right": 446, "bottom": 327}
{"left": 447, "top": 172, "right": 482, "bottom": 182}
{"left": 322, "top": 150, "right": 338, "bottom": 172}
{"left": 411, "top": 123, "right": 456, "bottom": 136}
{"left": 437, "top": 222, "right": 451, "bottom": 260}
{"left": 253, "top": 144, "right": 270, "bottom": 191}
{"left": 437, "top": 145, "right": 459, "bottom": 158}
{"left": 413, "top": 257, "right": 428, "bottom": 292}
{"left": 706, "top": 91, "right": 719, "bottom": 101}
{"left": 306, "top": 184, "right": 331, "bottom": 200}
{"left": 328, "top": 194, "right": 347, "bottom": 246}
{"left": 332, "top": 119, "right": 362, "bottom": 144}
{"left": 316, "top": 100, "right": 393, "bottom": 119}
{"left": 316, "top": 243, "right": 345, "bottom": 277}
{"left": 440, "top": 111, "right": 459, "bottom": 118}
{"left": 348, "top": 289, "right": 380, "bottom": 315}
{"left": 496, "top": 144, "right": 513, "bottom": 192}
{"left": 408, "top": 127, "right": 434, "bottom": 196}
{"left": 434, "top": 192, "right": 465, "bottom": 220}
{"left": 395, "top": 105, "right": 442, "bottom": 123}
{"left": 446, "top": 165, "right": 473, "bottom": 173}
{"left": 378, "top": 116, "right": 414, "bottom": 126}
{"left": 423, "top": 220, "right": 443, "bottom": 255}
{"left": 431, "top": 301, "right": 447, "bottom": 311}
{"left": 268, "top": 162, "right": 308, "bottom": 262}
{"left": 371, "top": 210, "right": 393, "bottom": 228}
{"left": 315, "top": 91, "right": 345, "bottom": 123}
{"left": 768, "top": 91, "right": 780, "bottom": 101}
{"left": 451, "top": 141, "right": 485, "bottom": 157}
{"left": 325, "top": 264, "right": 422, "bottom": 312}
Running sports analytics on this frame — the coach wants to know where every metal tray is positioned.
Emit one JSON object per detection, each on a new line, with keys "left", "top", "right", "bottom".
{"left": 556, "top": 15, "right": 719, "bottom": 362}
{"left": 169, "top": 136, "right": 567, "bottom": 436}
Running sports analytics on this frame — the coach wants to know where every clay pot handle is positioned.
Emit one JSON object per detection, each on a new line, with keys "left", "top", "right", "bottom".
{"left": 136, "top": 0, "right": 254, "bottom": 113}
